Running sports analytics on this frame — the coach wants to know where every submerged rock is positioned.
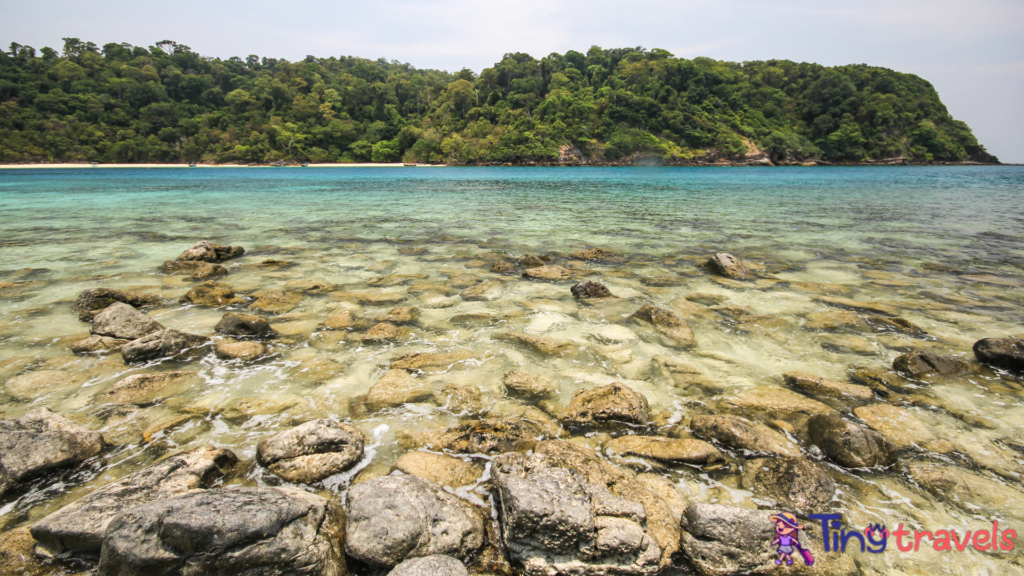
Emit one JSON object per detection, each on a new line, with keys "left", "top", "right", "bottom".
{"left": 605, "top": 436, "right": 723, "bottom": 465}
{"left": 31, "top": 446, "right": 237, "bottom": 556}
{"left": 497, "top": 331, "right": 575, "bottom": 356}
{"left": 560, "top": 383, "right": 650, "bottom": 431}
{"left": 388, "top": 555, "right": 469, "bottom": 576}
{"left": 853, "top": 404, "right": 935, "bottom": 449}
{"left": 688, "top": 414, "right": 801, "bottom": 457}
{"left": 214, "top": 340, "right": 267, "bottom": 362}
{"left": 907, "top": 462, "right": 1024, "bottom": 512}
{"left": 535, "top": 440, "right": 630, "bottom": 487}
{"left": 191, "top": 263, "right": 228, "bottom": 280}
{"left": 180, "top": 282, "right": 248, "bottom": 307}
{"left": 630, "top": 305, "right": 694, "bottom": 348}
{"left": 175, "top": 240, "right": 245, "bottom": 262}
{"left": 363, "top": 322, "right": 405, "bottom": 343}
{"left": 807, "top": 413, "right": 898, "bottom": 469}
{"left": 3, "top": 370, "right": 80, "bottom": 400}
{"left": 71, "top": 334, "right": 131, "bottom": 355}
{"left": 973, "top": 337, "right": 1024, "bottom": 371}
{"left": 402, "top": 419, "right": 539, "bottom": 455}
{"left": 346, "top": 475, "right": 483, "bottom": 568}
{"left": 321, "top": 310, "right": 360, "bottom": 330}
{"left": 98, "top": 486, "right": 343, "bottom": 576}
{"left": 783, "top": 371, "right": 873, "bottom": 401}
{"left": 491, "top": 261, "right": 516, "bottom": 274}
{"left": 814, "top": 295, "right": 900, "bottom": 317}
{"left": 91, "top": 302, "right": 164, "bottom": 341}
{"left": 719, "top": 386, "right": 833, "bottom": 424}
{"left": 75, "top": 288, "right": 161, "bottom": 322}
{"left": 570, "top": 248, "right": 616, "bottom": 261}
{"left": 394, "top": 451, "right": 482, "bottom": 488}
{"left": 257, "top": 419, "right": 364, "bottom": 484}
{"left": 388, "top": 350, "right": 478, "bottom": 372}
{"left": 705, "top": 253, "right": 748, "bottom": 279}
{"left": 366, "top": 369, "right": 432, "bottom": 411}
{"left": 121, "top": 329, "right": 211, "bottom": 364}
{"left": 503, "top": 370, "right": 556, "bottom": 399}
{"left": 214, "top": 312, "right": 277, "bottom": 339}
{"left": 459, "top": 280, "right": 501, "bottom": 301}
{"left": 571, "top": 280, "right": 613, "bottom": 299}
{"left": 106, "top": 371, "right": 197, "bottom": 405}
{"left": 0, "top": 408, "right": 103, "bottom": 496}
{"left": 892, "top": 351, "right": 968, "bottom": 377}
{"left": 523, "top": 265, "right": 573, "bottom": 281}
{"left": 247, "top": 290, "right": 303, "bottom": 314}
{"left": 741, "top": 457, "right": 836, "bottom": 513}
{"left": 377, "top": 306, "right": 420, "bottom": 325}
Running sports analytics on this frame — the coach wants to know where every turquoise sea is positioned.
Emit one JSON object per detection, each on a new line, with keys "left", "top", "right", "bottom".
{"left": 1, "top": 166, "right": 1023, "bottom": 575}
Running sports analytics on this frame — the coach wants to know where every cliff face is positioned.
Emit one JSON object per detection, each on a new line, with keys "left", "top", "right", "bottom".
{"left": 0, "top": 41, "right": 998, "bottom": 165}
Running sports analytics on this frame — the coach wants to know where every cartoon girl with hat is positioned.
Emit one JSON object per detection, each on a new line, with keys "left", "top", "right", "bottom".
{"left": 770, "top": 512, "right": 813, "bottom": 566}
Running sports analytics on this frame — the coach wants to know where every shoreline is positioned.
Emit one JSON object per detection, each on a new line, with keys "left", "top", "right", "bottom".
{"left": 0, "top": 163, "right": 447, "bottom": 169}
{"left": 0, "top": 161, "right": 1008, "bottom": 169}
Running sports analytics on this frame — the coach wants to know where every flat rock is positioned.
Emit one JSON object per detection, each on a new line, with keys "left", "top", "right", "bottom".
{"left": 497, "top": 331, "right": 574, "bottom": 356}
{"left": 535, "top": 440, "right": 630, "bottom": 487}
{"left": 215, "top": 340, "right": 266, "bottom": 361}
{"left": 214, "top": 312, "right": 277, "bottom": 339}
{"left": 394, "top": 451, "right": 482, "bottom": 488}
{"left": 346, "top": 475, "right": 483, "bottom": 568}
{"left": 523, "top": 265, "right": 573, "bottom": 281}
{"left": 907, "top": 462, "right": 1024, "bottom": 512}
{"left": 704, "top": 252, "right": 748, "bottom": 279}
{"left": 560, "top": 383, "right": 650, "bottom": 431}
{"left": 0, "top": 408, "right": 103, "bottom": 496}
{"left": 31, "top": 447, "right": 237, "bottom": 556}
{"left": 98, "top": 486, "right": 343, "bottom": 576}
{"left": 820, "top": 334, "right": 877, "bottom": 355}
{"left": 804, "top": 309, "right": 867, "bottom": 331}
{"left": 257, "top": 419, "right": 365, "bottom": 484}
{"left": 689, "top": 414, "right": 801, "bottom": 457}
{"left": 741, "top": 457, "right": 836, "bottom": 514}
{"left": 248, "top": 290, "right": 303, "bottom": 314}
{"left": 4, "top": 370, "right": 79, "bottom": 399}
{"left": 121, "top": 329, "right": 211, "bottom": 365}
{"left": 649, "top": 356, "right": 720, "bottom": 392}
{"left": 90, "top": 302, "right": 164, "bottom": 341}
{"left": 491, "top": 262, "right": 516, "bottom": 274}
{"left": 853, "top": 403, "right": 935, "bottom": 448}
{"left": 388, "top": 555, "right": 469, "bottom": 576}
{"left": 783, "top": 372, "right": 873, "bottom": 401}
{"left": 591, "top": 324, "right": 638, "bottom": 343}
{"left": 893, "top": 350, "right": 968, "bottom": 377}
{"left": 321, "top": 310, "right": 359, "bottom": 330}
{"left": 284, "top": 278, "right": 335, "bottom": 293}
{"left": 503, "top": 370, "right": 556, "bottom": 399}
{"left": 679, "top": 503, "right": 775, "bottom": 575}
{"left": 191, "top": 263, "right": 227, "bottom": 280}
{"left": 161, "top": 260, "right": 205, "bottom": 275}
{"left": 175, "top": 240, "right": 245, "bottom": 262}
{"left": 180, "top": 282, "right": 248, "bottom": 307}
{"left": 402, "top": 419, "right": 539, "bottom": 455}
{"left": 367, "top": 274, "right": 429, "bottom": 287}
{"left": 630, "top": 305, "right": 694, "bottom": 347}
{"left": 719, "top": 386, "right": 834, "bottom": 424}
{"left": 377, "top": 306, "right": 420, "bottom": 325}
{"left": 807, "top": 413, "right": 898, "bottom": 469}
{"left": 459, "top": 280, "right": 501, "bottom": 301}
{"left": 106, "top": 371, "right": 197, "bottom": 405}
{"left": 364, "top": 322, "right": 404, "bottom": 343}
{"left": 605, "top": 436, "right": 723, "bottom": 464}
{"left": 71, "top": 334, "right": 130, "bottom": 355}
{"left": 570, "top": 248, "right": 616, "bottom": 261}
{"left": 330, "top": 290, "right": 406, "bottom": 306}
{"left": 76, "top": 288, "right": 160, "bottom": 321}
{"left": 846, "top": 364, "right": 914, "bottom": 395}
{"left": 366, "top": 369, "right": 432, "bottom": 411}
{"left": 814, "top": 295, "right": 900, "bottom": 316}
{"left": 973, "top": 337, "right": 1024, "bottom": 371}
{"left": 389, "top": 350, "right": 478, "bottom": 372}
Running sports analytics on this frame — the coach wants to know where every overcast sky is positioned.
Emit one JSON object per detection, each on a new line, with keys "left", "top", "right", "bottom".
{"left": 4, "top": 0, "right": 1023, "bottom": 162}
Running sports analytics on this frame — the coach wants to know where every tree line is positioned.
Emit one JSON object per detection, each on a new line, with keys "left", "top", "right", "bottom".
{"left": 0, "top": 38, "right": 999, "bottom": 165}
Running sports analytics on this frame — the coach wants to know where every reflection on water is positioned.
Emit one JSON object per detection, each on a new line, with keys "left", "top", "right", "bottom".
{"left": 1, "top": 167, "right": 1023, "bottom": 574}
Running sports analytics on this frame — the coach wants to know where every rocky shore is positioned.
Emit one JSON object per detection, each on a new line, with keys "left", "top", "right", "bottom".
{"left": 1, "top": 239, "right": 1023, "bottom": 576}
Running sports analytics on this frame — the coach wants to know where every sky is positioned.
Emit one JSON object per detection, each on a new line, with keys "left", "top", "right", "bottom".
{"left": 3, "top": 0, "right": 1023, "bottom": 162}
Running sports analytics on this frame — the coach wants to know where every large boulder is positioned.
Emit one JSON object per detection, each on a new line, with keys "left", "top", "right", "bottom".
{"left": 175, "top": 240, "right": 245, "bottom": 262}
{"left": 973, "top": 337, "right": 1024, "bottom": 371}
{"left": 97, "top": 486, "right": 344, "bottom": 576}
{"left": 31, "top": 447, "right": 237, "bottom": 556}
{"left": 76, "top": 288, "right": 160, "bottom": 321}
{"left": 346, "top": 475, "right": 483, "bottom": 568}
{"left": 741, "top": 457, "right": 836, "bottom": 514}
{"left": 257, "top": 419, "right": 365, "bottom": 484}
{"left": 121, "top": 329, "right": 211, "bottom": 365}
{"left": 491, "top": 451, "right": 660, "bottom": 576}
{"left": 629, "top": 305, "right": 694, "bottom": 348}
{"left": 394, "top": 452, "right": 482, "bottom": 489}
{"left": 90, "top": 302, "right": 164, "bottom": 341}
{"left": 560, "top": 383, "right": 650, "bottom": 431}
{"left": 807, "top": 413, "right": 898, "bottom": 469}
{"left": 704, "top": 253, "right": 748, "bottom": 279}
{"left": 214, "top": 312, "right": 277, "bottom": 340}
{"left": 689, "top": 414, "right": 801, "bottom": 457}
{"left": 679, "top": 503, "right": 774, "bottom": 575}
{"left": 388, "top": 555, "right": 468, "bottom": 576}
{"left": 892, "top": 351, "right": 968, "bottom": 377}
{"left": 0, "top": 408, "right": 103, "bottom": 496}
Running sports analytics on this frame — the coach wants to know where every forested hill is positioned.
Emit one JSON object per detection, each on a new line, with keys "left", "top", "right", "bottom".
{"left": 0, "top": 39, "right": 1000, "bottom": 165}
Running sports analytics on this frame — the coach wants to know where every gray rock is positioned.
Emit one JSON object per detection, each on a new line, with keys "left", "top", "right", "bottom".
{"left": 0, "top": 408, "right": 102, "bottom": 496}
{"left": 741, "top": 457, "right": 836, "bottom": 513}
{"left": 629, "top": 306, "right": 694, "bottom": 348}
{"left": 214, "top": 312, "right": 277, "bottom": 339}
{"left": 97, "top": 486, "right": 344, "bottom": 576}
{"left": 191, "top": 263, "right": 228, "bottom": 280}
{"left": 491, "top": 451, "right": 660, "bottom": 576}
{"left": 257, "top": 419, "right": 365, "bottom": 484}
{"left": 704, "top": 253, "right": 748, "bottom": 279}
{"left": 401, "top": 419, "right": 539, "bottom": 456}
{"left": 973, "top": 337, "right": 1024, "bottom": 371}
{"left": 689, "top": 414, "right": 802, "bottom": 457}
{"left": 807, "top": 413, "right": 898, "bottom": 469}
{"left": 388, "top": 555, "right": 468, "bottom": 576}
{"left": 571, "top": 281, "right": 613, "bottom": 299}
{"left": 76, "top": 288, "right": 161, "bottom": 321}
{"left": 679, "top": 503, "right": 774, "bottom": 575}
{"left": 503, "top": 370, "right": 556, "bottom": 400}
{"left": 345, "top": 475, "right": 483, "bottom": 568}
{"left": 176, "top": 240, "right": 245, "bottom": 262}
{"left": 121, "top": 329, "right": 211, "bottom": 364}
{"left": 893, "top": 351, "right": 968, "bottom": 377}
{"left": 90, "top": 302, "right": 164, "bottom": 341}
{"left": 560, "top": 383, "right": 650, "bottom": 431}
{"left": 31, "top": 446, "right": 237, "bottom": 556}
{"left": 71, "top": 334, "right": 130, "bottom": 355}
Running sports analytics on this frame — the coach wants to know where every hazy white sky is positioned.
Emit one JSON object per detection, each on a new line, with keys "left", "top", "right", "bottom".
{"left": 4, "top": 0, "right": 1023, "bottom": 161}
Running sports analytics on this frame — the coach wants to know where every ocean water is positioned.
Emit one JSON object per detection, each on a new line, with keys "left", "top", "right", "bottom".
{"left": 1, "top": 166, "right": 1023, "bottom": 574}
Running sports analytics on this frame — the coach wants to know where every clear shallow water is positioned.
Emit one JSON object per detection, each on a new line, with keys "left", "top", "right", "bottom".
{"left": 1, "top": 166, "right": 1023, "bottom": 574}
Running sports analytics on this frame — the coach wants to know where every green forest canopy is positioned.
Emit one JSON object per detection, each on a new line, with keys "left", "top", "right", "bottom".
{"left": 0, "top": 38, "right": 999, "bottom": 165}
